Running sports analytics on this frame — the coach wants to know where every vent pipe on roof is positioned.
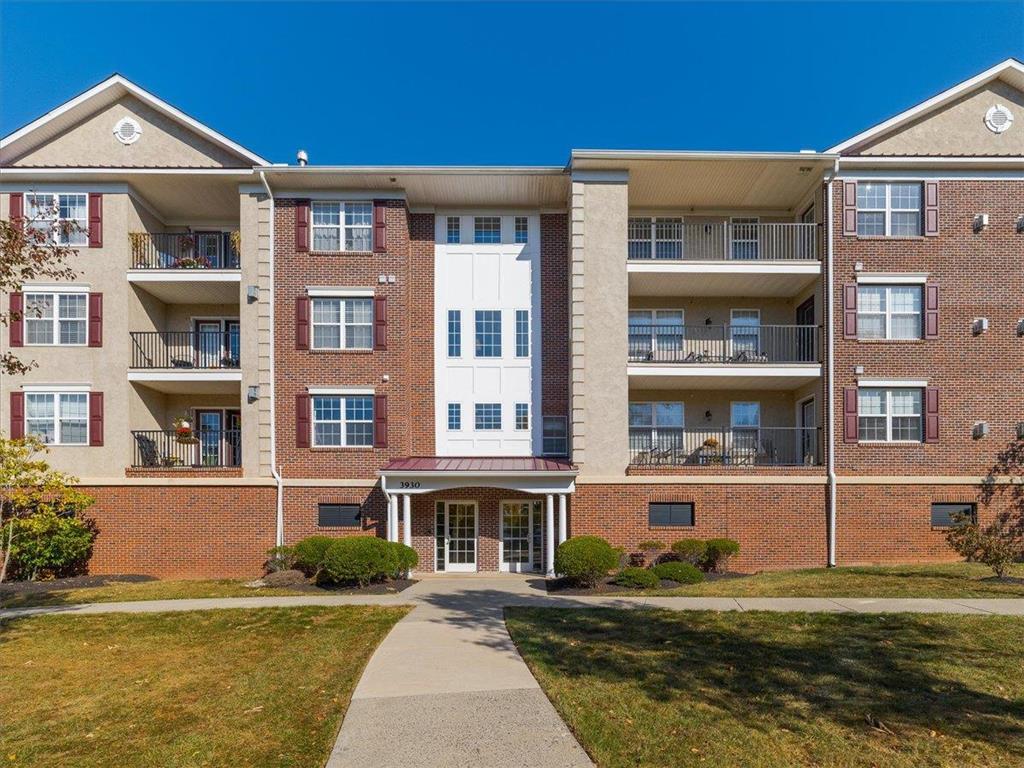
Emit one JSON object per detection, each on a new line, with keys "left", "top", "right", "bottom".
{"left": 296, "top": 149, "right": 308, "bottom": 166}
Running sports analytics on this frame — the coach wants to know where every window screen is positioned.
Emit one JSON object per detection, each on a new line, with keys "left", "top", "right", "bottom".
{"left": 648, "top": 502, "right": 695, "bottom": 527}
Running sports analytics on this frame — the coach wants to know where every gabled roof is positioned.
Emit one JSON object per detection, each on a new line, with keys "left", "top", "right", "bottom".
{"left": 827, "top": 58, "right": 1024, "bottom": 154}
{"left": 0, "top": 73, "right": 270, "bottom": 166}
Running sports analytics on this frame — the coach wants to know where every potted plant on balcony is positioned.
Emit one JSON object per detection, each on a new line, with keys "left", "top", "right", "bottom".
{"left": 700, "top": 436, "right": 723, "bottom": 465}
{"left": 173, "top": 254, "right": 211, "bottom": 269}
{"left": 173, "top": 416, "right": 198, "bottom": 445}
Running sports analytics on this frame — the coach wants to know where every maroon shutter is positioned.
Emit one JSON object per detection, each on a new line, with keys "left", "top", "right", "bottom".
{"left": 88, "top": 392, "right": 104, "bottom": 446}
{"left": 924, "top": 387, "right": 940, "bottom": 443}
{"left": 9, "top": 392, "right": 25, "bottom": 439}
{"left": 295, "top": 200, "right": 310, "bottom": 252}
{"left": 295, "top": 296, "right": 310, "bottom": 350}
{"left": 373, "top": 394, "right": 388, "bottom": 448}
{"left": 843, "top": 387, "right": 859, "bottom": 443}
{"left": 9, "top": 192, "right": 24, "bottom": 224}
{"left": 923, "top": 182, "right": 939, "bottom": 236}
{"left": 8, "top": 292, "right": 23, "bottom": 347}
{"left": 88, "top": 293, "right": 103, "bottom": 347}
{"left": 924, "top": 284, "right": 939, "bottom": 339}
{"left": 296, "top": 393, "right": 311, "bottom": 448}
{"left": 88, "top": 193, "right": 103, "bottom": 248}
{"left": 842, "top": 283, "right": 858, "bottom": 339}
{"left": 373, "top": 296, "right": 387, "bottom": 350}
{"left": 842, "top": 181, "right": 858, "bottom": 235}
{"left": 373, "top": 201, "right": 387, "bottom": 253}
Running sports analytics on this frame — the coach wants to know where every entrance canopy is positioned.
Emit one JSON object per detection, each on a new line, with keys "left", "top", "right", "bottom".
{"left": 379, "top": 456, "right": 577, "bottom": 495}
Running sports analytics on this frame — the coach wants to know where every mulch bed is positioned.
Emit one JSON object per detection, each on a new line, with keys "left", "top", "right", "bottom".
{"left": 317, "top": 578, "right": 417, "bottom": 595}
{"left": 546, "top": 571, "right": 746, "bottom": 595}
{"left": 0, "top": 574, "right": 156, "bottom": 599}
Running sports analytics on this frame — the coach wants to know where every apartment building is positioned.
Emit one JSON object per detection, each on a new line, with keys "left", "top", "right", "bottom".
{"left": 1, "top": 60, "right": 1021, "bottom": 578}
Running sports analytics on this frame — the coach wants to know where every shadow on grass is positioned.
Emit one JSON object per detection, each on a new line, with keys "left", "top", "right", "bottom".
{"left": 506, "top": 607, "right": 1024, "bottom": 755}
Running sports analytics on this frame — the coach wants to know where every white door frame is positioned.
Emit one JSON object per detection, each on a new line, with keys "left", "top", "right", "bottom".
{"left": 499, "top": 500, "right": 542, "bottom": 573}
{"left": 437, "top": 500, "right": 478, "bottom": 573}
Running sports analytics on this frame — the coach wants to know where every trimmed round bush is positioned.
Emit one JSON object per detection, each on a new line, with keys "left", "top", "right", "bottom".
{"left": 671, "top": 538, "right": 708, "bottom": 566}
{"left": 705, "top": 538, "right": 741, "bottom": 572}
{"left": 651, "top": 561, "right": 704, "bottom": 584}
{"left": 390, "top": 542, "right": 419, "bottom": 575}
{"left": 264, "top": 545, "right": 296, "bottom": 574}
{"left": 322, "top": 536, "right": 399, "bottom": 586}
{"left": 554, "top": 536, "right": 619, "bottom": 586}
{"left": 292, "top": 535, "right": 335, "bottom": 577}
{"left": 613, "top": 566, "right": 659, "bottom": 589}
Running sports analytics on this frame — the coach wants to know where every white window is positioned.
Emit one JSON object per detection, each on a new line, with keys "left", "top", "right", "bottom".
{"left": 514, "top": 216, "right": 528, "bottom": 244}
{"left": 857, "top": 285, "right": 923, "bottom": 339}
{"left": 25, "top": 392, "right": 88, "bottom": 445}
{"left": 474, "top": 217, "right": 501, "bottom": 244}
{"left": 446, "top": 216, "right": 461, "bottom": 244}
{"left": 627, "top": 217, "right": 683, "bottom": 260}
{"left": 542, "top": 416, "right": 567, "bottom": 456}
{"left": 730, "top": 217, "right": 760, "bottom": 259}
{"left": 475, "top": 403, "right": 501, "bottom": 430}
{"left": 447, "top": 310, "right": 462, "bottom": 357}
{"left": 629, "top": 401, "right": 684, "bottom": 452}
{"left": 628, "top": 309, "right": 684, "bottom": 360}
{"left": 858, "top": 388, "right": 922, "bottom": 442}
{"left": 730, "top": 401, "right": 760, "bottom": 452}
{"left": 730, "top": 309, "right": 761, "bottom": 358}
{"left": 311, "top": 297, "right": 373, "bottom": 350}
{"left": 475, "top": 310, "right": 502, "bottom": 357}
{"left": 26, "top": 193, "right": 88, "bottom": 246}
{"left": 312, "top": 395, "right": 374, "bottom": 447}
{"left": 515, "top": 310, "right": 529, "bottom": 357}
{"left": 856, "top": 183, "right": 922, "bottom": 237}
{"left": 515, "top": 403, "right": 529, "bottom": 431}
{"left": 448, "top": 403, "right": 461, "bottom": 431}
{"left": 24, "top": 292, "right": 88, "bottom": 345}
{"left": 311, "top": 202, "right": 373, "bottom": 252}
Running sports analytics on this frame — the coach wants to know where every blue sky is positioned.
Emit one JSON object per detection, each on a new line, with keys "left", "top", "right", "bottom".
{"left": 2, "top": 1, "right": 1022, "bottom": 165}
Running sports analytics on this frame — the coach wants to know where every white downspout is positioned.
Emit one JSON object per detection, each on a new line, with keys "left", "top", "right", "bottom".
{"left": 259, "top": 170, "right": 285, "bottom": 547}
{"left": 825, "top": 160, "right": 838, "bottom": 567}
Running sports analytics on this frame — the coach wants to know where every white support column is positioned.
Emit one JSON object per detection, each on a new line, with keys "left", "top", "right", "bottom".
{"left": 545, "top": 493, "right": 555, "bottom": 576}
{"left": 388, "top": 495, "right": 398, "bottom": 542}
{"left": 402, "top": 494, "right": 412, "bottom": 547}
{"left": 558, "top": 494, "right": 567, "bottom": 545}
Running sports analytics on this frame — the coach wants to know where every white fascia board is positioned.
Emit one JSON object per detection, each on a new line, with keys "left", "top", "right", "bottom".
{"left": 628, "top": 365, "right": 822, "bottom": 378}
{"left": 241, "top": 188, "right": 407, "bottom": 201}
{"left": 127, "top": 271, "right": 241, "bottom": 282}
{"left": 0, "top": 182, "right": 132, "bottom": 194}
{"left": 261, "top": 165, "right": 565, "bottom": 176}
{"left": 306, "top": 286, "right": 375, "bottom": 297}
{"left": 127, "top": 371, "right": 243, "bottom": 382}
{"left": 570, "top": 169, "right": 629, "bottom": 183}
{"left": 627, "top": 261, "right": 820, "bottom": 276}
{"left": 4, "top": 168, "right": 257, "bottom": 176}
{"left": 571, "top": 149, "right": 839, "bottom": 162}
{"left": 856, "top": 273, "right": 929, "bottom": 284}
{"left": 20, "top": 383, "right": 91, "bottom": 392}
{"left": 307, "top": 387, "right": 375, "bottom": 396}
{"left": 826, "top": 59, "right": 1024, "bottom": 154}
{"left": 857, "top": 378, "right": 929, "bottom": 388}
{"left": 20, "top": 282, "right": 92, "bottom": 292}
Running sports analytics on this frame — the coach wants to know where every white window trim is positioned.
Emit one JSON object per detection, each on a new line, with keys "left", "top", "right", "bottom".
{"left": 514, "top": 309, "right": 530, "bottom": 358}
{"left": 474, "top": 403, "right": 502, "bottom": 431}
{"left": 629, "top": 401, "right": 685, "bottom": 433}
{"left": 856, "top": 273, "right": 929, "bottom": 285}
{"left": 628, "top": 216, "right": 684, "bottom": 259}
{"left": 514, "top": 403, "right": 530, "bottom": 431}
{"left": 474, "top": 309, "right": 502, "bottom": 359}
{"left": 25, "top": 192, "right": 89, "bottom": 246}
{"left": 310, "top": 201, "right": 374, "bottom": 253}
{"left": 447, "top": 403, "right": 462, "bottom": 431}
{"left": 22, "top": 290, "right": 89, "bottom": 347}
{"left": 857, "top": 378, "right": 929, "bottom": 388}
{"left": 307, "top": 387, "right": 375, "bottom": 396}
{"left": 23, "top": 390, "right": 90, "bottom": 446}
{"left": 310, "top": 392, "right": 375, "bottom": 448}
{"left": 306, "top": 286, "right": 375, "bottom": 297}
{"left": 309, "top": 295, "right": 374, "bottom": 351}
{"left": 473, "top": 216, "right": 502, "bottom": 244}
{"left": 856, "top": 182, "right": 923, "bottom": 237}
{"left": 447, "top": 309, "right": 462, "bottom": 358}
{"left": 730, "top": 401, "right": 761, "bottom": 428}
{"left": 856, "top": 386, "right": 924, "bottom": 444}
{"left": 446, "top": 216, "right": 461, "bottom": 244}
{"left": 855, "top": 284, "right": 924, "bottom": 340}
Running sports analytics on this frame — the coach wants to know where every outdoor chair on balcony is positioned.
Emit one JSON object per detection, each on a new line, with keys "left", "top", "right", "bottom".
{"left": 170, "top": 358, "right": 195, "bottom": 368}
{"left": 133, "top": 434, "right": 161, "bottom": 468}
{"left": 730, "top": 350, "right": 769, "bottom": 363}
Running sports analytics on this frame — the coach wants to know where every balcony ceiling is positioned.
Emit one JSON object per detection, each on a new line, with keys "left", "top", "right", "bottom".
{"left": 572, "top": 151, "right": 837, "bottom": 212}
{"left": 128, "top": 372, "right": 242, "bottom": 395}
{"left": 127, "top": 271, "right": 241, "bottom": 303}
{"left": 628, "top": 262, "right": 820, "bottom": 297}
{"left": 628, "top": 365, "right": 822, "bottom": 390}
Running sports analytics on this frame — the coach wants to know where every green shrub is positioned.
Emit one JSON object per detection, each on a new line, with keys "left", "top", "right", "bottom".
{"left": 704, "top": 538, "right": 741, "bottom": 572}
{"left": 264, "top": 545, "right": 296, "bottom": 573}
{"left": 554, "top": 536, "right": 619, "bottom": 586}
{"left": 671, "top": 539, "right": 708, "bottom": 566}
{"left": 292, "top": 536, "right": 335, "bottom": 578}
{"left": 651, "top": 561, "right": 705, "bottom": 584}
{"left": 390, "top": 542, "right": 419, "bottom": 575}
{"left": 613, "top": 566, "right": 659, "bottom": 589}
{"left": 946, "top": 515, "right": 1021, "bottom": 578}
{"left": 636, "top": 540, "right": 665, "bottom": 552}
{"left": 322, "top": 536, "right": 398, "bottom": 586}
{"left": 7, "top": 510, "right": 95, "bottom": 581}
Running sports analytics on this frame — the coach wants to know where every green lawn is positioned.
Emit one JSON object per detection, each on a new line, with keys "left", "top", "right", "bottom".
{"left": 507, "top": 608, "right": 1024, "bottom": 768}
{"left": 0, "top": 606, "right": 408, "bottom": 767}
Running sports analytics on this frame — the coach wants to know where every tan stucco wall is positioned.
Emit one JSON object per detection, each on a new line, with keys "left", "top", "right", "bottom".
{"left": 629, "top": 388, "right": 808, "bottom": 429}
{"left": 858, "top": 81, "right": 1024, "bottom": 156}
{"left": 9, "top": 95, "right": 248, "bottom": 168}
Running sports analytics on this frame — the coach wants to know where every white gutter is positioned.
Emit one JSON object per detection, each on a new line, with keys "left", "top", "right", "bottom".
{"left": 825, "top": 159, "right": 838, "bottom": 567}
{"left": 259, "top": 170, "right": 285, "bottom": 547}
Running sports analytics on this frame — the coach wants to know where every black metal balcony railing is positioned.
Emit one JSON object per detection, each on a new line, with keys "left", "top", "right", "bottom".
{"left": 130, "top": 331, "right": 241, "bottom": 369}
{"left": 131, "top": 429, "right": 242, "bottom": 468}
{"left": 130, "top": 232, "right": 240, "bottom": 269}
{"left": 629, "top": 427, "right": 821, "bottom": 467}
{"left": 627, "top": 324, "right": 819, "bottom": 364}
{"left": 627, "top": 222, "right": 818, "bottom": 261}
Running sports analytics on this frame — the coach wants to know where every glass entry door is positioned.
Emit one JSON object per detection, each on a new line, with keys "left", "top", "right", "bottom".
{"left": 443, "top": 502, "right": 478, "bottom": 572}
{"left": 501, "top": 501, "right": 541, "bottom": 573}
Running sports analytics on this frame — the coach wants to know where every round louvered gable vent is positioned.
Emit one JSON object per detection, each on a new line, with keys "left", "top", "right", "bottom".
{"left": 113, "top": 117, "right": 142, "bottom": 144}
{"left": 984, "top": 104, "right": 1014, "bottom": 134}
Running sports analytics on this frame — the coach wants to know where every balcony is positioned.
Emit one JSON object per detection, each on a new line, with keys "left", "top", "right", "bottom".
{"left": 127, "top": 232, "right": 241, "bottom": 304}
{"left": 128, "top": 331, "right": 241, "bottom": 393}
{"left": 629, "top": 427, "right": 821, "bottom": 467}
{"left": 131, "top": 429, "right": 241, "bottom": 469}
{"left": 627, "top": 222, "right": 820, "bottom": 297}
{"left": 627, "top": 324, "right": 821, "bottom": 389}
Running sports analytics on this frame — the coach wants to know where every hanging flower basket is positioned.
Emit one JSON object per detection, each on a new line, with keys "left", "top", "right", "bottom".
{"left": 173, "top": 417, "right": 199, "bottom": 444}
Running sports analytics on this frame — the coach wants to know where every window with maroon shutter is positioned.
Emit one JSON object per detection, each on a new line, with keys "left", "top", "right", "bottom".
{"left": 88, "top": 193, "right": 103, "bottom": 248}
{"left": 296, "top": 393, "right": 311, "bottom": 448}
{"left": 374, "top": 296, "right": 387, "bottom": 350}
{"left": 9, "top": 392, "right": 25, "bottom": 439}
{"left": 374, "top": 394, "right": 388, "bottom": 448}
{"left": 843, "top": 387, "right": 859, "bottom": 443}
{"left": 924, "top": 387, "right": 940, "bottom": 443}
{"left": 295, "top": 200, "right": 310, "bottom": 252}
{"left": 923, "top": 181, "right": 939, "bottom": 236}
{"left": 89, "top": 392, "right": 104, "bottom": 446}
{"left": 842, "top": 181, "right": 857, "bottom": 235}
{"left": 373, "top": 201, "right": 387, "bottom": 253}
{"left": 9, "top": 192, "right": 24, "bottom": 224}
{"left": 88, "top": 293, "right": 103, "bottom": 347}
{"left": 842, "top": 284, "right": 858, "bottom": 339}
{"left": 295, "top": 296, "right": 310, "bottom": 350}
{"left": 924, "top": 284, "right": 939, "bottom": 339}
{"left": 8, "top": 292, "right": 24, "bottom": 347}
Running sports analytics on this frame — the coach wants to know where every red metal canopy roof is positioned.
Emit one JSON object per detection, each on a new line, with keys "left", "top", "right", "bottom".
{"left": 381, "top": 456, "right": 575, "bottom": 473}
